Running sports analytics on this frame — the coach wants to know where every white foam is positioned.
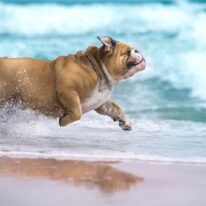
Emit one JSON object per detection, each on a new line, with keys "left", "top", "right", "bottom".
{"left": 0, "top": 2, "right": 201, "bottom": 36}
{"left": 0, "top": 106, "right": 206, "bottom": 165}
{"left": 0, "top": 3, "right": 114, "bottom": 36}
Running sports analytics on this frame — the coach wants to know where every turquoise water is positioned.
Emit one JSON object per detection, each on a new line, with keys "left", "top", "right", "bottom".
{"left": 0, "top": 0, "right": 206, "bottom": 163}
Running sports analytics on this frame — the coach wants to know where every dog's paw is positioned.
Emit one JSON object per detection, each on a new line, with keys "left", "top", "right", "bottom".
{"left": 119, "top": 119, "right": 132, "bottom": 131}
{"left": 59, "top": 113, "right": 67, "bottom": 127}
{"left": 59, "top": 117, "right": 64, "bottom": 127}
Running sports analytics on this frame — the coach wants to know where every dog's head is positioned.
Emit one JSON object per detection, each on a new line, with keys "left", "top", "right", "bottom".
{"left": 96, "top": 36, "right": 146, "bottom": 81}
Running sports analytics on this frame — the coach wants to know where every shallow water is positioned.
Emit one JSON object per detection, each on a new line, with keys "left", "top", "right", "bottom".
{"left": 0, "top": 0, "right": 206, "bottom": 164}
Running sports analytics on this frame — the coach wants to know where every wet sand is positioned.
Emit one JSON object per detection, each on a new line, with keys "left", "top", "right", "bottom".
{"left": 0, "top": 157, "right": 205, "bottom": 206}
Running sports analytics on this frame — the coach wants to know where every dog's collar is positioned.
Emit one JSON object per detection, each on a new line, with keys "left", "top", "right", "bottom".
{"left": 101, "top": 63, "right": 119, "bottom": 87}
{"left": 85, "top": 52, "right": 102, "bottom": 82}
{"left": 84, "top": 52, "right": 113, "bottom": 92}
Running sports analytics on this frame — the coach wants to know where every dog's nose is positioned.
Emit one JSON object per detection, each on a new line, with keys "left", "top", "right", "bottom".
{"left": 135, "top": 52, "right": 142, "bottom": 62}
{"left": 131, "top": 49, "right": 143, "bottom": 62}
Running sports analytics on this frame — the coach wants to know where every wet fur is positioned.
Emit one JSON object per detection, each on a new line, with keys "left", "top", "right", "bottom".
{"left": 0, "top": 38, "right": 145, "bottom": 130}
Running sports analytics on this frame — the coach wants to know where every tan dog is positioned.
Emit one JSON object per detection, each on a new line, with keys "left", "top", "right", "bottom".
{"left": 0, "top": 37, "right": 146, "bottom": 131}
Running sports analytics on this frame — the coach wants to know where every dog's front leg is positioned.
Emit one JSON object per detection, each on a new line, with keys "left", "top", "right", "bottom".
{"left": 58, "top": 91, "right": 82, "bottom": 126}
{"left": 95, "top": 101, "right": 132, "bottom": 131}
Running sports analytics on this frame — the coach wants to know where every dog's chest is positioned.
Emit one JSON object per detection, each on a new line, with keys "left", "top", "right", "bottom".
{"left": 81, "top": 86, "right": 112, "bottom": 113}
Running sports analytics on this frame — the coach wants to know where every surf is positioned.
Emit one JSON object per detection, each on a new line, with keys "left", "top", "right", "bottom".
{"left": 0, "top": 0, "right": 206, "bottom": 164}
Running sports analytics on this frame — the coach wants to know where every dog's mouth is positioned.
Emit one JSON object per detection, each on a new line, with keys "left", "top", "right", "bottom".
{"left": 127, "top": 58, "right": 145, "bottom": 70}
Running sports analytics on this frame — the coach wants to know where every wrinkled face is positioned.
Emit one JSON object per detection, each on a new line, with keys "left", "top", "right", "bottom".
{"left": 98, "top": 37, "right": 146, "bottom": 81}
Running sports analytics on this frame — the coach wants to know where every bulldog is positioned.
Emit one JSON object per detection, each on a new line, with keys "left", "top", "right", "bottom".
{"left": 0, "top": 37, "right": 146, "bottom": 131}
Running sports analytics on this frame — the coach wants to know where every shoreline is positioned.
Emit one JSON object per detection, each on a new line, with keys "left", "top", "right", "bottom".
{"left": 0, "top": 156, "right": 206, "bottom": 206}
{"left": 1, "top": 152, "right": 206, "bottom": 166}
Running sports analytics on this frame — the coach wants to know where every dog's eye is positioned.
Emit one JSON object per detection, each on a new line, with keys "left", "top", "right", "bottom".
{"left": 124, "top": 50, "right": 131, "bottom": 56}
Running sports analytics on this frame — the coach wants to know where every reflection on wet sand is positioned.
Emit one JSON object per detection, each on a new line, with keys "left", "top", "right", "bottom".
{"left": 0, "top": 157, "right": 143, "bottom": 194}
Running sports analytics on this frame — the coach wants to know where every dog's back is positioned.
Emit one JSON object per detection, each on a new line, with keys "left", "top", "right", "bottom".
{"left": 0, "top": 57, "right": 62, "bottom": 116}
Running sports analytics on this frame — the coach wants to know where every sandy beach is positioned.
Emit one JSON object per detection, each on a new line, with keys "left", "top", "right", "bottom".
{"left": 0, "top": 157, "right": 205, "bottom": 206}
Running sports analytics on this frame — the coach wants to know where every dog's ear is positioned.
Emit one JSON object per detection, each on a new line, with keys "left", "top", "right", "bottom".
{"left": 97, "top": 36, "right": 116, "bottom": 51}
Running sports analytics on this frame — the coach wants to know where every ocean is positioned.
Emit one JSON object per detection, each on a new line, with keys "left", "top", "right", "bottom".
{"left": 0, "top": 0, "right": 206, "bottom": 164}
